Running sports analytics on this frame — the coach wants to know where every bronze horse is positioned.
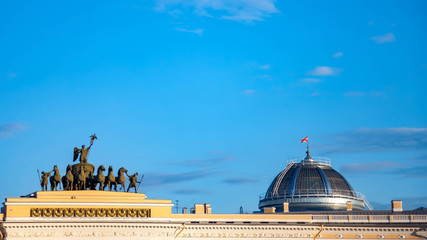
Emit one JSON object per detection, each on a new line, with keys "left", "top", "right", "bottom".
{"left": 62, "top": 165, "right": 74, "bottom": 190}
{"left": 116, "top": 167, "right": 128, "bottom": 192}
{"left": 50, "top": 165, "right": 62, "bottom": 191}
{"left": 104, "top": 166, "right": 128, "bottom": 191}
{"left": 104, "top": 166, "right": 116, "bottom": 191}
{"left": 91, "top": 165, "right": 106, "bottom": 190}
{"left": 76, "top": 165, "right": 90, "bottom": 190}
{"left": 38, "top": 162, "right": 132, "bottom": 192}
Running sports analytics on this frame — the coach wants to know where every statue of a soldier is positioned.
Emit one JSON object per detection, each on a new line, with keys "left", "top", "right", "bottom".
{"left": 73, "top": 134, "right": 97, "bottom": 163}
{"left": 40, "top": 170, "right": 53, "bottom": 191}
{"left": 126, "top": 172, "right": 143, "bottom": 193}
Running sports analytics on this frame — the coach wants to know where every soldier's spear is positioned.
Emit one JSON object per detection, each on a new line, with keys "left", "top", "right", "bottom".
{"left": 37, "top": 169, "right": 41, "bottom": 182}
{"left": 136, "top": 175, "right": 144, "bottom": 193}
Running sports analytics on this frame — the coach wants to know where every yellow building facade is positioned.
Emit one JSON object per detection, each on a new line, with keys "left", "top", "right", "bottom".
{"left": 1, "top": 190, "right": 426, "bottom": 240}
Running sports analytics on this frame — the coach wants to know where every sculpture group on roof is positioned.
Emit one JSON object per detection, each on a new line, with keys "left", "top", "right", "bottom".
{"left": 38, "top": 134, "right": 143, "bottom": 193}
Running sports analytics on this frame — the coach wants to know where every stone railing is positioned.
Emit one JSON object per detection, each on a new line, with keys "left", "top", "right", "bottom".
{"left": 312, "top": 214, "right": 427, "bottom": 224}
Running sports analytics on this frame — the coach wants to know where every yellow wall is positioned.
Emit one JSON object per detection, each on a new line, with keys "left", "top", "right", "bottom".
{"left": 5, "top": 191, "right": 172, "bottom": 218}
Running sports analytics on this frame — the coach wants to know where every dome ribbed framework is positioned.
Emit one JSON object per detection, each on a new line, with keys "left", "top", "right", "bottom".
{"left": 259, "top": 155, "right": 365, "bottom": 212}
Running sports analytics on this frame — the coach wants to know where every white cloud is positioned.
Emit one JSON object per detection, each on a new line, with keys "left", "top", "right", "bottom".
{"left": 332, "top": 52, "right": 343, "bottom": 58}
{"left": 371, "top": 33, "right": 396, "bottom": 44}
{"left": 371, "top": 91, "right": 384, "bottom": 97}
{"left": 344, "top": 91, "right": 365, "bottom": 97}
{"left": 174, "top": 188, "right": 211, "bottom": 195}
{"left": 341, "top": 162, "right": 427, "bottom": 178}
{"left": 8, "top": 72, "right": 18, "bottom": 79}
{"left": 301, "top": 78, "right": 322, "bottom": 83}
{"left": 254, "top": 75, "right": 271, "bottom": 80}
{"left": 323, "top": 127, "right": 427, "bottom": 153}
{"left": 161, "top": 156, "right": 233, "bottom": 167}
{"left": 241, "top": 89, "right": 255, "bottom": 95}
{"left": 0, "top": 122, "right": 27, "bottom": 139}
{"left": 259, "top": 64, "right": 270, "bottom": 70}
{"left": 143, "top": 169, "right": 216, "bottom": 187}
{"left": 154, "top": 0, "right": 279, "bottom": 23}
{"left": 341, "top": 161, "right": 403, "bottom": 174}
{"left": 174, "top": 27, "right": 204, "bottom": 36}
{"left": 223, "top": 177, "right": 258, "bottom": 184}
{"left": 343, "top": 91, "right": 385, "bottom": 97}
{"left": 307, "top": 66, "right": 341, "bottom": 76}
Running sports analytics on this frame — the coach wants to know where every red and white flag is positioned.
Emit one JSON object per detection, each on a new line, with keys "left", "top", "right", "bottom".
{"left": 301, "top": 136, "right": 308, "bottom": 143}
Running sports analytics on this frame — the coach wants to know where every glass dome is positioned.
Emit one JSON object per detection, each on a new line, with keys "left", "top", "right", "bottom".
{"left": 259, "top": 151, "right": 366, "bottom": 212}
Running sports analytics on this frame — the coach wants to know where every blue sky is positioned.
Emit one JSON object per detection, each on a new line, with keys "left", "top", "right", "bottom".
{"left": 1, "top": 0, "right": 426, "bottom": 213}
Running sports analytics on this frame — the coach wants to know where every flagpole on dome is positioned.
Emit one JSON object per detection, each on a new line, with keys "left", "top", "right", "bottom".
{"left": 301, "top": 136, "right": 310, "bottom": 159}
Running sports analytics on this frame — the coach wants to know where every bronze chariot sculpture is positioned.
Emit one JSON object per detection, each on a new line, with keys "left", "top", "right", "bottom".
{"left": 38, "top": 134, "right": 143, "bottom": 192}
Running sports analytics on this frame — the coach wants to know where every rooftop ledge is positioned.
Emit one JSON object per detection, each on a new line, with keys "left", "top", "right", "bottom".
{"left": 287, "top": 157, "right": 331, "bottom": 166}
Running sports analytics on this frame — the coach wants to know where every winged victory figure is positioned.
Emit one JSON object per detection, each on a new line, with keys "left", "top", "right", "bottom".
{"left": 73, "top": 134, "right": 97, "bottom": 163}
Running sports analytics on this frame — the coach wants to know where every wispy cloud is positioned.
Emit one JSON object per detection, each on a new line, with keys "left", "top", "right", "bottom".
{"left": 174, "top": 188, "right": 211, "bottom": 195}
{"left": 0, "top": 122, "right": 27, "bottom": 139}
{"left": 300, "top": 78, "right": 323, "bottom": 83}
{"left": 143, "top": 169, "right": 216, "bottom": 187}
{"left": 343, "top": 91, "right": 384, "bottom": 97}
{"left": 410, "top": 154, "right": 427, "bottom": 163}
{"left": 371, "top": 33, "right": 396, "bottom": 44}
{"left": 223, "top": 177, "right": 257, "bottom": 184}
{"left": 344, "top": 91, "right": 365, "bottom": 97}
{"left": 323, "top": 127, "right": 427, "bottom": 153}
{"left": 254, "top": 75, "right": 271, "bottom": 80}
{"left": 332, "top": 52, "right": 343, "bottom": 58}
{"left": 259, "top": 64, "right": 270, "bottom": 70}
{"left": 307, "top": 66, "right": 341, "bottom": 76}
{"left": 161, "top": 156, "right": 233, "bottom": 167}
{"left": 8, "top": 72, "right": 18, "bottom": 79}
{"left": 242, "top": 89, "right": 255, "bottom": 96}
{"left": 340, "top": 161, "right": 403, "bottom": 174}
{"left": 174, "top": 27, "right": 204, "bottom": 36}
{"left": 341, "top": 161, "right": 427, "bottom": 178}
{"left": 154, "top": 0, "right": 279, "bottom": 23}
{"left": 371, "top": 91, "right": 384, "bottom": 97}
{"left": 390, "top": 166, "right": 427, "bottom": 178}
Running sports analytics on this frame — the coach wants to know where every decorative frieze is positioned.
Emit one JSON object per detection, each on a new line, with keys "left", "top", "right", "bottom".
{"left": 29, "top": 208, "right": 151, "bottom": 218}
{"left": 2, "top": 222, "right": 421, "bottom": 239}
